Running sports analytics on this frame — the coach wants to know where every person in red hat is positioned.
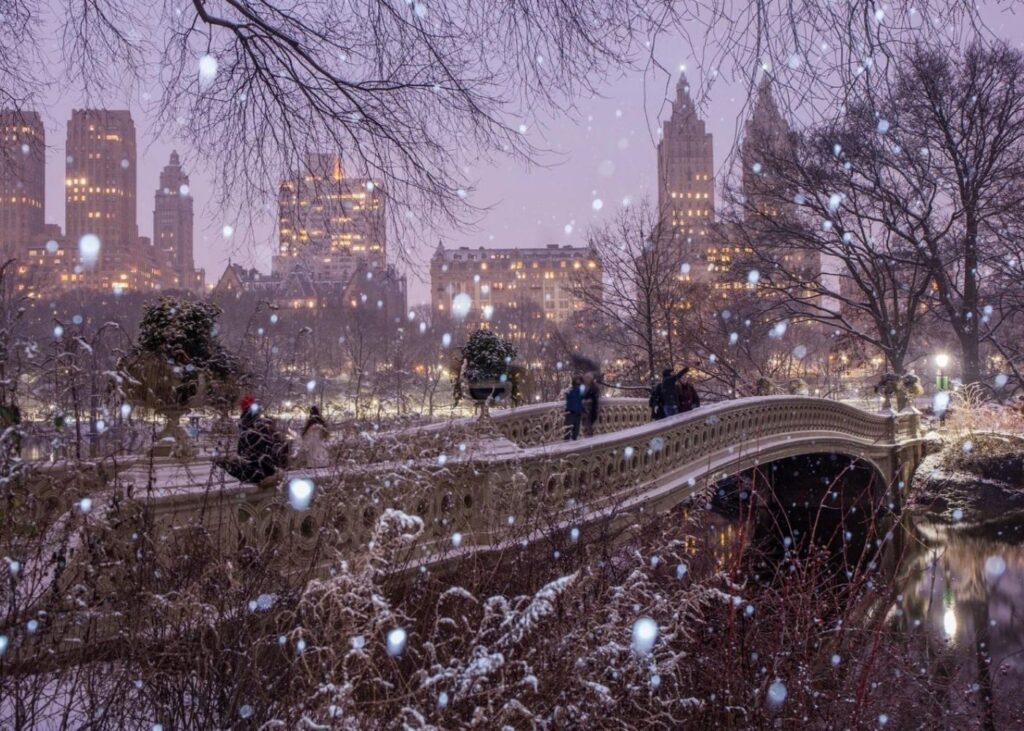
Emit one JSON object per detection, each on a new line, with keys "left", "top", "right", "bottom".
{"left": 215, "top": 395, "right": 290, "bottom": 484}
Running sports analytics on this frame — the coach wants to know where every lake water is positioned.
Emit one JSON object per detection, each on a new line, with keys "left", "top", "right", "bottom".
{"left": 896, "top": 520, "right": 1024, "bottom": 693}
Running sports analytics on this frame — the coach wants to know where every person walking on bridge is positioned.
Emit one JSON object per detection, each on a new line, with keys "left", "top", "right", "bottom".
{"left": 659, "top": 367, "right": 690, "bottom": 417}
{"left": 677, "top": 370, "right": 701, "bottom": 414}
{"left": 297, "top": 405, "right": 330, "bottom": 467}
{"left": 581, "top": 372, "right": 600, "bottom": 437}
{"left": 564, "top": 376, "right": 584, "bottom": 441}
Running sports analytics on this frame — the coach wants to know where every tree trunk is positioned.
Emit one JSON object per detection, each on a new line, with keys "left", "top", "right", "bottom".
{"left": 960, "top": 219, "right": 982, "bottom": 385}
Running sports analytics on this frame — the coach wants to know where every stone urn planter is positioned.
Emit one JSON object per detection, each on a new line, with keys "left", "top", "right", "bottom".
{"left": 467, "top": 380, "right": 509, "bottom": 404}
{"left": 454, "top": 329, "right": 518, "bottom": 419}
{"left": 152, "top": 407, "right": 193, "bottom": 457}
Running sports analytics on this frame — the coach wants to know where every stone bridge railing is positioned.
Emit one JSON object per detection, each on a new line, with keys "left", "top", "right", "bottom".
{"left": 120, "top": 396, "right": 925, "bottom": 580}
{"left": 391, "top": 397, "right": 652, "bottom": 448}
{"left": 6, "top": 396, "right": 932, "bottom": 666}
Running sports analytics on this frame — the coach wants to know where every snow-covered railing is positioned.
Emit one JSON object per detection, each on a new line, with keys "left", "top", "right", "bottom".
{"left": 86, "top": 397, "right": 924, "bottom": 577}
{"left": 11, "top": 396, "right": 930, "bottom": 662}
{"left": 380, "top": 397, "right": 652, "bottom": 448}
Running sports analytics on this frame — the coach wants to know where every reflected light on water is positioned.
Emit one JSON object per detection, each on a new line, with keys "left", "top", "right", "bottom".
{"left": 943, "top": 606, "right": 958, "bottom": 640}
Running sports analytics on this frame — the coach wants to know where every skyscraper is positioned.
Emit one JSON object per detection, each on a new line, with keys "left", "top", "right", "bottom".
{"left": 274, "top": 152, "right": 386, "bottom": 281}
{"left": 741, "top": 77, "right": 793, "bottom": 220}
{"left": 0, "top": 111, "right": 46, "bottom": 258}
{"left": 65, "top": 109, "right": 138, "bottom": 273}
{"left": 153, "top": 150, "right": 199, "bottom": 290}
{"left": 740, "top": 77, "right": 818, "bottom": 279}
{"left": 657, "top": 73, "right": 715, "bottom": 269}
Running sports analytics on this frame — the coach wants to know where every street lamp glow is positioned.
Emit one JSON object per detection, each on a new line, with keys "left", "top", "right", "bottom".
{"left": 935, "top": 353, "right": 950, "bottom": 370}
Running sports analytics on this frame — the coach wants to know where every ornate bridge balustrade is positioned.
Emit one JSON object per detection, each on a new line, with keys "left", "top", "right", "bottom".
{"left": 387, "top": 396, "right": 925, "bottom": 563}
{"left": 6, "top": 396, "right": 930, "bottom": 665}
{"left": 392, "top": 397, "right": 652, "bottom": 448}
{"left": 121, "top": 396, "right": 926, "bottom": 581}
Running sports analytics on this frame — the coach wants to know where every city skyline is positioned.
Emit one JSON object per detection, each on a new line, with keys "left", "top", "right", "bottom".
{"left": 2, "top": 71, "right": 790, "bottom": 305}
{"left": 18, "top": 57, "right": 753, "bottom": 304}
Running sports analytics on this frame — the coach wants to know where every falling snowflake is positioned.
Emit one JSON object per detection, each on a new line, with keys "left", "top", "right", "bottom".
{"left": 451, "top": 293, "right": 472, "bottom": 318}
{"left": 985, "top": 555, "right": 1007, "bottom": 579}
{"left": 386, "top": 627, "right": 407, "bottom": 656}
{"left": 767, "top": 679, "right": 787, "bottom": 707}
{"left": 198, "top": 54, "right": 218, "bottom": 87}
{"left": 287, "top": 478, "right": 314, "bottom": 511}
{"left": 79, "top": 234, "right": 101, "bottom": 266}
{"left": 632, "top": 617, "right": 658, "bottom": 654}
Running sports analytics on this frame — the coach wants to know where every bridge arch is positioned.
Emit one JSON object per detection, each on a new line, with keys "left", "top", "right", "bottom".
{"left": 117, "top": 396, "right": 928, "bottom": 577}
{"left": 374, "top": 396, "right": 929, "bottom": 567}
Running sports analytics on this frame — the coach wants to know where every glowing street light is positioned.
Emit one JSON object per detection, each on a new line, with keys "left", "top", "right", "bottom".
{"left": 935, "top": 353, "right": 951, "bottom": 392}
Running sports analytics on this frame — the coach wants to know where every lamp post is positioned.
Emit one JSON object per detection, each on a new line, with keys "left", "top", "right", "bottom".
{"left": 935, "top": 353, "right": 950, "bottom": 392}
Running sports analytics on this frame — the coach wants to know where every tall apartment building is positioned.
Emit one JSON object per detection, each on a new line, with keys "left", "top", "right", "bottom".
{"left": 153, "top": 150, "right": 202, "bottom": 291}
{"left": 657, "top": 74, "right": 715, "bottom": 271}
{"left": 0, "top": 111, "right": 46, "bottom": 258}
{"left": 65, "top": 109, "right": 139, "bottom": 272}
{"left": 740, "top": 77, "right": 819, "bottom": 280}
{"left": 61, "top": 109, "right": 176, "bottom": 292}
{"left": 430, "top": 244, "right": 602, "bottom": 330}
{"left": 273, "top": 153, "right": 386, "bottom": 281}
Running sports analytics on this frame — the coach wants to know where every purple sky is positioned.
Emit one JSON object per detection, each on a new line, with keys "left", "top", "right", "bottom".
{"left": 33, "top": 39, "right": 758, "bottom": 305}
{"left": 28, "top": 5, "right": 1024, "bottom": 305}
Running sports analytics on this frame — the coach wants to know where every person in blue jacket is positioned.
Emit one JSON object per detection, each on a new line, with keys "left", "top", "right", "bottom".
{"left": 564, "top": 375, "right": 584, "bottom": 440}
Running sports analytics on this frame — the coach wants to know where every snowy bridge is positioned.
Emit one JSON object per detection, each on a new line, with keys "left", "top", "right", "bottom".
{"left": 8, "top": 396, "right": 930, "bottom": 664}
{"left": 81, "top": 396, "right": 928, "bottom": 577}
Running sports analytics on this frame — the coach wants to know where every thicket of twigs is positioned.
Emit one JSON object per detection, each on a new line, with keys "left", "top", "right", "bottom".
{"left": 3, "top": 446, "right": 1019, "bottom": 730}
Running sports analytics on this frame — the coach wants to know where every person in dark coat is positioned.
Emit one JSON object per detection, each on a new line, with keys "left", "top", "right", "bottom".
{"left": 216, "top": 395, "right": 290, "bottom": 484}
{"left": 677, "top": 373, "right": 701, "bottom": 413}
{"left": 564, "top": 376, "right": 584, "bottom": 441}
{"left": 581, "top": 372, "right": 600, "bottom": 437}
{"left": 649, "top": 381, "right": 665, "bottom": 421}
{"left": 659, "top": 367, "right": 690, "bottom": 417}
{"left": 298, "top": 405, "right": 330, "bottom": 467}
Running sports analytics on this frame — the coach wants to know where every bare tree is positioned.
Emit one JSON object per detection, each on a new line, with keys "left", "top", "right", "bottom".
{"left": 571, "top": 201, "right": 685, "bottom": 384}
{"left": 722, "top": 96, "right": 935, "bottom": 376}
{"left": 889, "top": 42, "right": 1024, "bottom": 385}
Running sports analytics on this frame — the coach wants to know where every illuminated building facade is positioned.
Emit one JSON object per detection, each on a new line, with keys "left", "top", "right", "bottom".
{"left": 66, "top": 110, "right": 138, "bottom": 267}
{"left": 213, "top": 260, "right": 407, "bottom": 318}
{"left": 430, "top": 243, "right": 602, "bottom": 327}
{"left": 657, "top": 73, "right": 715, "bottom": 272}
{"left": 60, "top": 109, "right": 177, "bottom": 293}
{"left": 154, "top": 151, "right": 203, "bottom": 291}
{"left": 273, "top": 153, "right": 386, "bottom": 281}
{"left": 0, "top": 111, "right": 46, "bottom": 258}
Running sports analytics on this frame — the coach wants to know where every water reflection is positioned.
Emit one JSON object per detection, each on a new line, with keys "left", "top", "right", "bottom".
{"left": 704, "top": 460, "right": 1024, "bottom": 725}
{"left": 897, "top": 521, "right": 1024, "bottom": 686}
